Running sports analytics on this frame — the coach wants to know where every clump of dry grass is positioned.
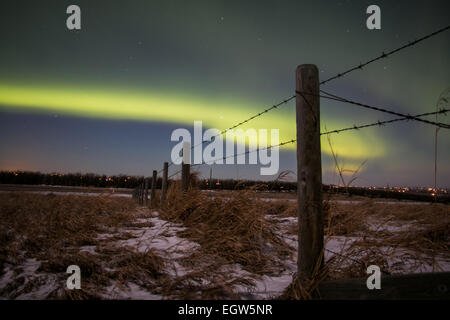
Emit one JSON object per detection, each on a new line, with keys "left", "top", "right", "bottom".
{"left": 109, "top": 247, "right": 166, "bottom": 282}
{"left": 280, "top": 249, "right": 328, "bottom": 300}
{"left": 0, "top": 193, "right": 168, "bottom": 299}
{"left": 161, "top": 180, "right": 293, "bottom": 275}
{"left": 161, "top": 257, "right": 256, "bottom": 299}
{"left": 324, "top": 200, "right": 373, "bottom": 236}
{"left": 325, "top": 200, "right": 450, "bottom": 279}
{"left": 0, "top": 193, "right": 138, "bottom": 255}
{"left": 329, "top": 200, "right": 450, "bottom": 250}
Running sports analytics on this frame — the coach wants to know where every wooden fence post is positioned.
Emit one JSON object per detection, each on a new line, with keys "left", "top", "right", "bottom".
{"left": 181, "top": 141, "right": 191, "bottom": 192}
{"left": 144, "top": 178, "right": 149, "bottom": 206}
{"left": 181, "top": 163, "right": 190, "bottom": 192}
{"left": 296, "top": 64, "right": 323, "bottom": 283}
{"left": 160, "top": 162, "right": 168, "bottom": 206}
{"left": 151, "top": 170, "right": 157, "bottom": 208}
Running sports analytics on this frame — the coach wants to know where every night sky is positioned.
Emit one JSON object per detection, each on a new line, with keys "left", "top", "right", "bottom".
{"left": 0, "top": 0, "right": 449, "bottom": 187}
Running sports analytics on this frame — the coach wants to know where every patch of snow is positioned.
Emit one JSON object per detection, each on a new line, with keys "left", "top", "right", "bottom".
{"left": 102, "top": 282, "right": 163, "bottom": 300}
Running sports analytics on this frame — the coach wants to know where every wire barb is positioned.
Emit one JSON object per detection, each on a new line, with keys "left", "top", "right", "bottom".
{"left": 320, "top": 25, "right": 450, "bottom": 85}
{"left": 317, "top": 89, "right": 450, "bottom": 129}
{"left": 320, "top": 109, "right": 450, "bottom": 135}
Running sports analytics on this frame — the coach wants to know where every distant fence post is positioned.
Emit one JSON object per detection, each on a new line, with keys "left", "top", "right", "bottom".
{"left": 181, "top": 141, "right": 191, "bottom": 192}
{"left": 151, "top": 170, "right": 157, "bottom": 208}
{"left": 136, "top": 185, "right": 139, "bottom": 204}
{"left": 160, "top": 162, "right": 168, "bottom": 206}
{"left": 296, "top": 64, "right": 323, "bottom": 284}
{"left": 138, "top": 183, "right": 142, "bottom": 205}
{"left": 144, "top": 178, "right": 149, "bottom": 206}
{"left": 209, "top": 167, "right": 212, "bottom": 189}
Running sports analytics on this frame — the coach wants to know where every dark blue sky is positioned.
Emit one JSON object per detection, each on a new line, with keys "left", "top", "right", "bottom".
{"left": 0, "top": 0, "right": 449, "bottom": 187}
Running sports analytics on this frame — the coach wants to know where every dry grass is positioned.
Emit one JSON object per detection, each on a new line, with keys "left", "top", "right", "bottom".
{"left": 0, "top": 192, "right": 137, "bottom": 252}
{"left": 160, "top": 179, "right": 293, "bottom": 276}
{"left": 324, "top": 200, "right": 450, "bottom": 280}
{"left": 1, "top": 189, "right": 448, "bottom": 300}
{"left": 0, "top": 193, "right": 167, "bottom": 299}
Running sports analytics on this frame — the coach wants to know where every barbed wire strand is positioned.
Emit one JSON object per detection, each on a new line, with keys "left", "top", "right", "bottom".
{"left": 318, "top": 89, "right": 450, "bottom": 129}
{"left": 167, "top": 108, "right": 448, "bottom": 177}
{"left": 320, "top": 25, "right": 450, "bottom": 85}
{"left": 296, "top": 89, "right": 450, "bottom": 129}
{"left": 165, "top": 95, "right": 296, "bottom": 171}
{"left": 321, "top": 108, "right": 449, "bottom": 135}
{"left": 161, "top": 25, "right": 450, "bottom": 174}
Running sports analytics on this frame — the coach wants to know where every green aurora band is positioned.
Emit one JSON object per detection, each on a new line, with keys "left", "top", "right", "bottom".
{"left": 0, "top": 83, "right": 386, "bottom": 161}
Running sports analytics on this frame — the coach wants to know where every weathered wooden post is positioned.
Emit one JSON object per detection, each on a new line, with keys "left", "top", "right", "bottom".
{"left": 144, "top": 178, "right": 149, "bottom": 206}
{"left": 181, "top": 163, "right": 190, "bottom": 192}
{"left": 160, "top": 162, "right": 168, "bottom": 206}
{"left": 209, "top": 167, "right": 212, "bottom": 189}
{"left": 151, "top": 170, "right": 157, "bottom": 208}
{"left": 181, "top": 141, "right": 191, "bottom": 192}
{"left": 296, "top": 64, "right": 323, "bottom": 284}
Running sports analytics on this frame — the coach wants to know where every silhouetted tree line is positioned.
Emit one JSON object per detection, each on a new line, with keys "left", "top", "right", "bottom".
{"left": 199, "top": 178, "right": 297, "bottom": 191}
{"left": 323, "top": 185, "right": 449, "bottom": 204}
{"left": 0, "top": 171, "right": 145, "bottom": 188}
{"left": 0, "top": 170, "right": 297, "bottom": 191}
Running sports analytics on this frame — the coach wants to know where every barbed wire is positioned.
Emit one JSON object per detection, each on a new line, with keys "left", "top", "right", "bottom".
{"left": 168, "top": 169, "right": 182, "bottom": 179}
{"left": 166, "top": 95, "right": 296, "bottom": 170}
{"left": 166, "top": 108, "right": 448, "bottom": 178}
{"left": 321, "top": 109, "right": 449, "bottom": 135}
{"left": 320, "top": 25, "right": 450, "bottom": 85}
{"left": 167, "top": 138, "right": 297, "bottom": 178}
{"left": 159, "top": 25, "right": 450, "bottom": 175}
{"left": 164, "top": 107, "right": 448, "bottom": 179}
{"left": 318, "top": 89, "right": 450, "bottom": 129}
{"left": 295, "top": 88, "right": 450, "bottom": 128}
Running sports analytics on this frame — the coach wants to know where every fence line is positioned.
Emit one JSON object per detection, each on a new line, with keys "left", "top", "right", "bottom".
{"left": 132, "top": 26, "right": 450, "bottom": 298}
{"left": 146, "top": 25, "right": 450, "bottom": 194}
{"left": 162, "top": 108, "right": 448, "bottom": 179}
{"left": 319, "top": 25, "right": 450, "bottom": 85}
{"left": 167, "top": 95, "right": 296, "bottom": 168}
{"left": 157, "top": 25, "right": 449, "bottom": 175}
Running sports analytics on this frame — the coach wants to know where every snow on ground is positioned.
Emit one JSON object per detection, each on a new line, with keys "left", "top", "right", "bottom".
{"left": 98, "top": 210, "right": 201, "bottom": 298}
{"left": 0, "top": 209, "right": 199, "bottom": 300}
{"left": 0, "top": 258, "right": 59, "bottom": 300}
{"left": 246, "top": 212, "right": 450, "bottom": 298}
{"left": 102, "top": 282, "right": 163, "bottom": 300}
{"left": 1, "top": 202, "right": 448, "bottom": 299}
{"left": 114, "top": 213, "right": 199, "bottom": 255}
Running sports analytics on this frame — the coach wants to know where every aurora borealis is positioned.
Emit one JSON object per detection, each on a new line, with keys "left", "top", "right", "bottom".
{"left": 0, "top": 0, "right": 449, "bottom": 186}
